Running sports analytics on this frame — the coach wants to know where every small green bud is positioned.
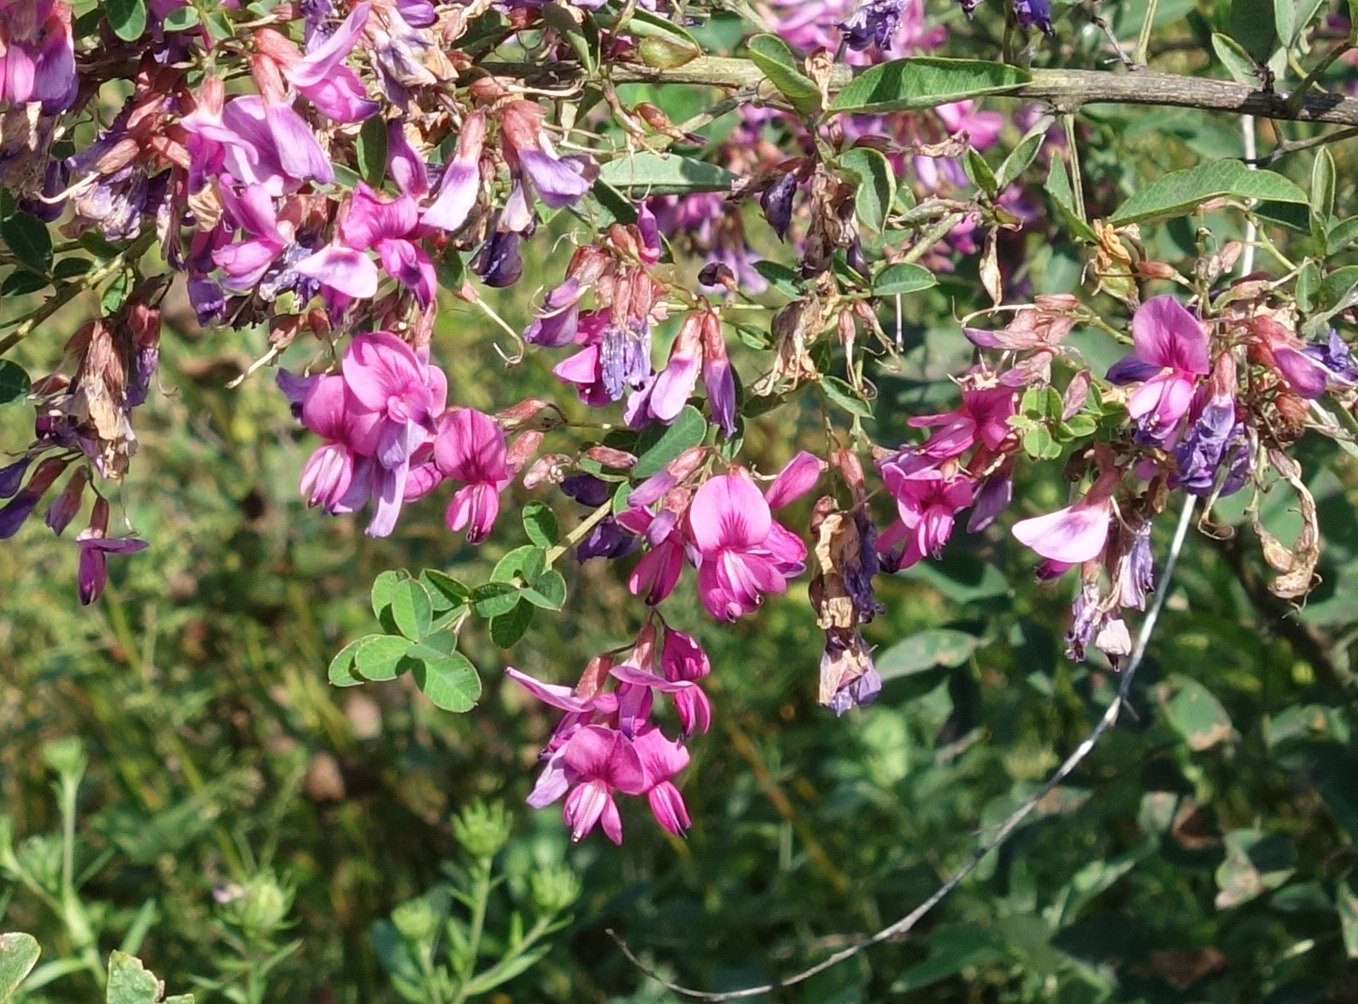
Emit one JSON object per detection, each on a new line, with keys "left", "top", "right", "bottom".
{"left": 452, "top": 801, "right": 511, "bottom": 859}
{"left": 16, "top": 835, "right": 62, "bottom": 894}
{"left": 218, "top": 872, "right": 294, "bottom": 940}
{"left": 41, "top": 737, "right": 86, "bottom": 779}
{"left": 391, "top": 897, "right": 439, "bottom": 943}
{"left": 530, "top": 863, "right": 581, "bottom": 916}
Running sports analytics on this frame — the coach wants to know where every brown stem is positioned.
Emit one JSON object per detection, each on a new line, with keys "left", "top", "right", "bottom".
{"left": 484, "top": 58, "right": 1358, "bottom": 127}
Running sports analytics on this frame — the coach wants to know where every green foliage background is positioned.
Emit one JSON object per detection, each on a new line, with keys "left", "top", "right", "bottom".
{"left": 8, "top": 0, "right": 1358, "bottom": 999}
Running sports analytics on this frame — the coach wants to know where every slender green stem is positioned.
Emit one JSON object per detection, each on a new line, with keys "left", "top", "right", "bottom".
{"left": 1062, "top": 114, "right": 1087, "bottom": 223}
{"left": 449, "top": 858, "right": 494, "bottom": 1004}
{"left": 1133, "top": 0, "right": 1161, "bottom": 66}
{"left": 460, "top": 915, "right": 558, "bottom": 999}
{"left": 544, "top": 501, "right": 613, "bottom": 568}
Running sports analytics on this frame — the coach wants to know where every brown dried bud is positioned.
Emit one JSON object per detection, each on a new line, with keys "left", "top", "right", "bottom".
{"left": 1135, "top": 260, "right": 1178, "bottom": 280}
{"left": 522, "top": 453, "right": 572, "bottom": 489}
{"left": 583, "top": 445, "right": 637, "bottom": 469}
{"left": 506, "top": 430, "right": 544, "bottom": 472}
{"left": 496, "top": 397, "right": 552, "bottom": 426}
{"left": 574, "top": 653, "right": 615, "bottom": 702}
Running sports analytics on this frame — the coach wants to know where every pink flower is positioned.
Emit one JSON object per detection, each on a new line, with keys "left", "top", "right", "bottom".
{"left": 74, "top": 498, "right": 148, "bottom": 605}
{"left": 253, "top": 4, "right": 377, "bottom": 122}
{"left": 908, "top": 385, "right": 1016, "bottom": 459}
{"left": 878, "top": 455, "right": 975, "bottom": 568}
{"left": 1011, "top": 471, "right": 1119, "bottom": 566}
{"left": 621, "top": 508, "right": 686, "bottom": 605}
{"left": 1107, "top": 296, "right": 1209, "bottom": 440}
{"left": 626, "top": 313, "right": 702, "bottom": 426}
{"left": 433, "top": 408, "right": 511, "bottom": 543}
{"left": 688, "top": 472, "right": 806, "bottom": 621}
{"left": 632, "top": 726, "right": 691, "bottom": 837}
{"left": 555, "top": 725, "right": 648, "bottom": 844}
{"left": 340, "top": 183, "right": 437, "bottom": 306}
{"left": 422, "top": 113, "right": 485, "bottom": 232}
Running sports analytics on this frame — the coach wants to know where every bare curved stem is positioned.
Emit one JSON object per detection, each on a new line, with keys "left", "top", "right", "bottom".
{"left": 609, "top": 497, "right": 1198, "bottom": 1001}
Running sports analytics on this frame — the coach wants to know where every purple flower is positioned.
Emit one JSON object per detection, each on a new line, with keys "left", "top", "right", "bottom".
{"left": 760, "top": 173, "right": 798, "bottom": 240}
{"left": 1011, "top": 0, "right": 1053, "bottom": 33}
{"left": 433, "top": 408, "right": 512, "bottom": 543}
{"left": 470, "top": 229, "right": 523, "bottom": 288}
{"left": 838, "top": 0, "right": 909, "bottom": 51}
{"left": 1303, "top": 329, "right": 1358, "bottom": 384}
{"left": 600, "top": 319, "right": 653, "bottom": 401}
{"left": 524, "top": 278, "right": 584, "bottom": 348}
{"left": 1172, "top": 394, "right": 1249, "bottom": 497}
{"left": 422, "top": 113, "right": 485, "bottom": 232}
{"left": 1107, "top": 296, "right": 1210, "bottom": 443}
{"left": 74, "top": 498, "right": 148, "bottom": 605}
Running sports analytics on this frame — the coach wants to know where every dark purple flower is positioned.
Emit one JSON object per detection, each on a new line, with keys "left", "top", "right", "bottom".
{"left": 760, "top": 173, "right": 798, "bottom": 240}
{"left": 1172, "top": 395, "right": 1249, "bottom": 498}
{"left": 1011, "top": 0, "right": 1053, "bottom": 32}
{"left": 188, "top": 277, "right": 226, "bottom": 326}
{"left": 600, "top": 319, "right": 652, "bottom": 401}
{"left": 838, "top": 0, "right": 908, "bottom": 51}
{"left": 576, "top": 517, "right": 637, "bottom": 561}
{"left": 471, "top": 230, "right": 524, "bottom": 288}
{"left": 525, "top": 278, "right": 584, "bottom": 348}
{"left": 1116, "top": 520, "right": 1154, "bottom": 610}
{"left": 0, "top": 458, "right": 31, "bottom": 499}
{"left": 561, "top": 473, "right": 613, "bottom": 507}
{"left": 1303, "top": 329, "right": 1358, "bottom": 383}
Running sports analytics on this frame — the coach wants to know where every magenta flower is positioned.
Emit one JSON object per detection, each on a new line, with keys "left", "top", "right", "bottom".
{"left": 632, "top": 726, "right": 692, "bottom": 837}
{"left": 878, "top": 455, "right": 975, "bottom": 568}
{"left": 422, "top": 113, "right": 485, "bottom": 232}
{"left": 626, "top": 313, "right": 702, "bottom": 426}
{"left": 908, "top": 385, "right": 1016, "bottom": 459}
{"left": 341, "top": 332, "right": 447, "bottom": 536}
{"left": 74, "top": 498, "right": 148, "bottom": 605}
{"left": 213, "top": 183, "right": 290, "bottom": 291}
{"left": 278, "top": 370, "right": 378, "bottom": 514}
{"left": 255, "top": 4, "right": 378, "bottom": 123}
{"left": 433, "top": 408, "right": 512, "bottom": 543}
{"left": 660, "top": 627, "right": 712, "bottom": 736}
{"left": 552, "top": 311, "right": 614, "bottom": 407}
{"left": 701, "top": 313, "right": 737, "bottom": 437}
{"left": 0, "top": 1, "right": 77, "bottom": 112}
{"left": 688, "top": 472, "right": 806, "bottom": 621}
{"left": 1011, "top": 471, "right": 1119, "bottom": 566}
{"left": 1107, "top": 296, "right": 1209, "bottom": 440}
{"left": 622, "top": 508, "right": 686, "bottom": 605}
{"left": 340, "top": 183, "right": 437, "bottom": 306}
{"left": 555, "top": 725, "right": 649, "bottom": 844}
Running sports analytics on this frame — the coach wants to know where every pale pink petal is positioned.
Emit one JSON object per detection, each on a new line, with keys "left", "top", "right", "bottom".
{"left": 295, "top": 245, "right": 378, "bottom": 298}
{"left": 1011, "top": 500, "right": 1111, "bottom": 564}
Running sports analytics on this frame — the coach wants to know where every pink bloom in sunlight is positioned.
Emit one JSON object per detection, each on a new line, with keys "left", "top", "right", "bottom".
{"left": 908, "top": 385, "right": 1016, "bottom": 459}
{"left": 422, "top": 113, "right": 485, "bottom": 232}
{"left": 688, "top": 472, "right": 806, "bottom": 621}
{"left": 263, "top": 3, "right": 378, "bottom": 123}
{"left": 620, "top": 508, "right": 686, "bottom": 605}
{"left": 557, "top": 725, "right": 648, "bottom": 844}
{"left": 1107, "top": 296, "right": 1209, "bottom": 440}
{"left": 633, "top": 726, "right": 691, "bottom": 837}
{"left": 278, "top": 370, "right": 376, "bottom": 514}
{"left": 433, "top": 408, "right": 512, "bottom": 543}
{"left": 626, "top": 312, "right": 702, "bottom": 426}
{"left": 342, "top": 332, "right": 447, "bottom": 537}
{"left": 661, "top": 627, "right": 712, "bottom": 736}
{"left": 936, "top": 101, "right": 1004, "bottom": 150}
{"left": 1011, "top": 471, "right": 1119, "bottom": 566}
{"left": 878, "top": 455, "right": 974, "bottom": 568}
{"left": 340, "top": 183, "right": 437, "bottom": 306}
{"left": 552, "top": 311, "right": 614, "bottom": 408}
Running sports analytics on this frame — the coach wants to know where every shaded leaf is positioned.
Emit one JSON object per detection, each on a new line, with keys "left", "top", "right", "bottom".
{"left": 873, "top": 261, "right": 936, "bottom": 296}
{"left": 490, "top": 602, "right": 534, "bottom": 648}
{"left": 106, "top": 0, "right": 148, "bottom": 40}
{"left": 1162, "top": 676, "right": 1234, "bottom": 751}
{"left": 841, "top": 147, "right": 895, "bottom": 234}
{"left": 830, "top": 58, "right": 1030, "bottom": 114}
{"left": 1110, "top": 161, "right": 1307, "bottom": 225}
{"left": 598, "top": 153, "right": 736, "bottom": 196}
{"left": 877, "top": 629, "right": 982, "bottom": 680}
{"left": 106, "top": 951, "right": 159, "bottom": 1004}
{"left": 0, "top": 361, "right": 30, "bottom": 406}
{"left": 522, "top": 501, "right": 559, "bottom": 547}
{"left": 746, "top": 34, "right": 820, "bottom": 114}
{"left": 633, "top": 404, "right": 707, "bottom": 478}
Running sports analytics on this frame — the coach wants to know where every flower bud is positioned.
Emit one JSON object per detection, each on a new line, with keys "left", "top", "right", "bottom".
{"left": 451, "top": 801, "right": 512, "bottom": 859}
{"left": 530, "top": 863, "right": 581, "bottom": 915}
{"left": 390, "top": 897, "right": 440, "bottom": 943}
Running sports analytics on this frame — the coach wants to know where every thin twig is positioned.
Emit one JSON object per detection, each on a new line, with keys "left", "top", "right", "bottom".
{"left": 609, "top": 497, "right": 1198, "bottom": 1001}
{"left": 1245, "top": 125, "right": 1358, "bottom": 166}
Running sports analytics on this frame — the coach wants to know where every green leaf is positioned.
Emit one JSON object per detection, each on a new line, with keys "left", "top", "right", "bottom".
{"left": 638, "top": 35, "right": 701, "bottom": 69}
{"left": 1230, "top": 0, "right": 1277, "bottom": 61}
{"left": 1297, "top": 260, "right": 1320, "bottom": 312}
{"left": 633, "top": 404, "right": 707, "bottom": 478}
{"left": 819, "top": 375, "right": 873, "bottom": 418}
{"left": 522, "top": 501, "right": 559, "bottom": 547}
{"left": 995, "top": 114, "right": 1050, "bottom": 189}
{"left": 491, "top": 546, "right": 547, "bottom": 586}
{"left": 1327, "top": 215, "right": 1358, "bottom": 251}
{"left": 1212, "top": 32, "right": 1261, "bottom": 85}
{"left": 522, "top": 570, "right": 567, "bottom": 610}
{"left": 389, "top": 580, "right": 433, "bottom": 641}
{"left": 872, "top": 261, "right": 937, "bottom": 296}
{"left": 1339, "top": 880, "right": 1358, "bottom": 958}
{"left": 52, "top": 257, "right": 93, "bottom": 281}
{"left": 413, "top": 653, "right": 481, "bottom": 712}
{"left": 963, "top": 148, "right": 997, "bottom": 196}
{"left": 752, "top": 260, "right": 802, "bottom": 297}
{"left": 421, "top": 569, "right": 471, "bottom": 609}
{"left": 0, "top": 932, "right": 40, "bottom": 1001}
{"left": 490, "top": 602, "right": 534, "bottom": 648}
{"left": 327, "top": 640, "right": 366, "bottom": 688}
{"left": 0, "top": 361, "right": 31, "bottom": 406}
{"left": 0, "top": 213, "right": 52, "bottom": 273}
{"left": 106, "top": 951, "right": 159, "bottom": 1004}
{"left": 471, "top": 581, "right": 521, "bottom": 619}
{"left": 829, "top": 58, "right": 1030, "bottom": 114}
{"left": 371, "top": 569, "right": 410, "bottom": 619}
{"left": 106, "top": 0, "right": 148, "bottom": 40}
{"left": 357, "top": 115, "right": 388, "bottom": 188}
{"left": 841, "top": 147, "right": 896, "bottom": 234}
{"left": 1214, "top": 828, "right": 1295, "bottom": 908}
{"left": 1, "top": 271, "right": 48, "bottom": 296}
{"left": 746, "top": 34, "right": 821, "bottom": 115}
{"left": 1287, "top": 0, "right": 1328, "bottom": 46}
{"left": 1046, "top": 156, "right": 1099, "bottom": 242}
{"left": 162, "top": 5, "right": 199, "bottom": 29}
{"left": 1109, "top": 160, "right": 1307, "bottom": 225}
{"left": 1162, "top": 676, "right": 1234, "bottom": 751}
{"left": 876, "top": 629, "right": 982, "bottom": 680}
{"left": 598, "top": 153, "right": 737, "bottom": 196}
{"left": 102, "top": 270, "right": 131, "bottom": 314}
{"left": 354, "top": 635, "right": 413, "bottom": 682}
{"left": 1312, "top": 147, "right": 1336, "bottom": 219}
